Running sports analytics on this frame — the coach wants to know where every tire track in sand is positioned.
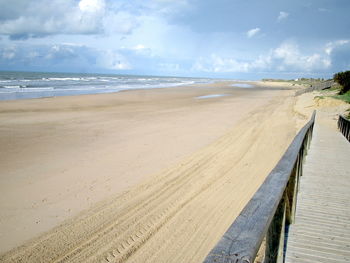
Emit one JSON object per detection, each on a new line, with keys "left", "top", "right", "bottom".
{"left": 0, "top": 92, "right": 298, "bottom": 263}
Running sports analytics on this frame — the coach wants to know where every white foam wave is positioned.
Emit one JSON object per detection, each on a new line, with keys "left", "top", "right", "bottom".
{"left": 48, "top": 77, "right": 81, "bottom": 81}
{"left": 24, "top": 87, "right": 55, "bottom": 91}
{"left": 0, "top": 75, "right": 214, "bottom": 100}
{"left": 2, "top": 85, "right": 22, "bottom": 89}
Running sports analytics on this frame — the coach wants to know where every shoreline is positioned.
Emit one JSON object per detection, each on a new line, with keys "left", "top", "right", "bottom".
{"left": 1, "top": 81, "right": 299, "bottom": 260}
{"left": 0, "top": 79, "right": 302, "bottom": 102}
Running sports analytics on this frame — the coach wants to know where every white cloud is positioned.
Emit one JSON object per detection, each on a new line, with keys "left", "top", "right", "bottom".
{"left": 246, "top": 28, "right": 260, "bottom": 38}
{"left": 192, "top": 55, "right": 250, "bottom": 73}
{"left": 2, "top": 47, "right": 16, "bottom": 59}
{"left": 277, "top": 11, "right": 289, "bottom": 21}
{"left": 79, "top": 0, "right": 105, "bottom": 13}
{"left": 133, "top": 44, "right": 146, "bottom": 50}
{"left": 27, "top": 51, "right": 39, "bottom": 59}
{"left": 45, "top": 45, "right": 76, "bottom": 60}
{"left": 192, "top": 41, "right": 332, "bottom": 74}
{"left": 325, "top": 40, "right": 350, "bottom": 55}
{"left": 272, "top": 42, "right": 330, "bottom": 71}
{"left": 102, "top": 10, "right": 140, "bottom": 35}
{"left": 0, "top": 0, "right": 147, "bottom": 38}
{"left": 0, "top": 0, "right": 106, "bottom": 38}
{"left": 0, "top": 0, "right": 192, "bottom": 39}
{"left": 142, "top": 0, "right": 191, "bottom": 16}
{"left": 97, "top": 50, "right": 132, "bottom": 70}
{"left": 159, "top": 63, "right": 181, "bottom": 72}
{"left": 1, "top": 38, "right": 349, "bottom": 76}
{"left": 0, "top": 43, "right": 136, "bottom": 71}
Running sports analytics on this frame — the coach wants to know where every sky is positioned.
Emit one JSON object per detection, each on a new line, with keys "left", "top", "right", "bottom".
{"left": 0, "top": 0, "right": 349, "bottom": 79}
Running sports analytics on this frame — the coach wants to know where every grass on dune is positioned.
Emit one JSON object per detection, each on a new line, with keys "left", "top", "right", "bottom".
{"left": 333, "top": 90, "right": 350, "bottom": 119}
{"left": 318, "top": 84, "right": 350, "bottom": 103}
{"left": 318, "top": 85, "right": 350, "bottom": 119}
{"left": 332, "top": 91, "right": 350, "bottom": 103}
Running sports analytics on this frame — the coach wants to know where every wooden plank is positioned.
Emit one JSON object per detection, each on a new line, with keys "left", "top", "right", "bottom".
{"left": 285, "top": 113, "right": 350, "bottom": 263}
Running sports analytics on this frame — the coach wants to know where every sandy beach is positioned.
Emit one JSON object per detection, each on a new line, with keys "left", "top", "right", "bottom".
{"left": 1, "top": 81, "right": 303, "bottom": 262}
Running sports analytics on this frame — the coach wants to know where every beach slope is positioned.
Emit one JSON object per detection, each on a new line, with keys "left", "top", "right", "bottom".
{"left": 0, "top": 82, "right": 299, "bottom": 262}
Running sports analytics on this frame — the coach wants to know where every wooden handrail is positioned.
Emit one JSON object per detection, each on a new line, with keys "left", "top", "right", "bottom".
{"left": 295, "top": 80, "right": 334, "bottom": 96}
{"left": 203, "top": 111, "right": 316, "bottom": 263}
{"left": 338, "top": 114, "right": 350, "bottom": 142}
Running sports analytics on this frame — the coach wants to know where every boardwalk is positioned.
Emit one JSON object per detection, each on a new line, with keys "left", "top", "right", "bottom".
{"left": 285, "top": 112, "right": 350, "bottom": 263}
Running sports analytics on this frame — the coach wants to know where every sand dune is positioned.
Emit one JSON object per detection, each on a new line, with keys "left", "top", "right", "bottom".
{"left": 0, "top": 82, "right": 300, "bottom": 262}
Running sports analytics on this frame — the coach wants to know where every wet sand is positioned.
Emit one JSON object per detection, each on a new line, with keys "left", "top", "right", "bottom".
{"left": 1, "top": 81, "right": 301, "bottom": 262}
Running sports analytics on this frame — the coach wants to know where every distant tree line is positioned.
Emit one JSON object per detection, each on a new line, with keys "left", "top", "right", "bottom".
{"left": 333, "top": 70, "right": 350, "bottom": 94}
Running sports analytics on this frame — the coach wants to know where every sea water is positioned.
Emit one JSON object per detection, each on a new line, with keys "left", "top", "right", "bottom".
{"left": 0, "top": 71, "right": 213, "bottom": 101}
{"left": 232, "top": 83, "right": 254, "bottom": 88}
{"left": 196, "top": 94, "right": 228, "bottom": 99}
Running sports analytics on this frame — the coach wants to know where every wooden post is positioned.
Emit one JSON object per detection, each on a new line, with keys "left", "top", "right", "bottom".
{"left": 307, "top": 130, "right": 311, "bottom": 149}
{"left": 298, "top": 148, "right": 303, "bottom": 177}
{"left": 285, "top": 163, "right": 299, "bottom": 224}
{"left": 338, "top": 115, "right": 350, "bottom": 142}
{"left": 264, "top": 195, "right": 287, "bottom": 263}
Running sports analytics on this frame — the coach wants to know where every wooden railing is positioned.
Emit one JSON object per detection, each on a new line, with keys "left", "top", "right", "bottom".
{"left": 338, "top": 114, "right": 350, "bottom": 142}
{"left": 295, "top": 80, "right": 334, "bottom": 96}
{"left": 203, "top": 111, "right": 316, "bottom": 263}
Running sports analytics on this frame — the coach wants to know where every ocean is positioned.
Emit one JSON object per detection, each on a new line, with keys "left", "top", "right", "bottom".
{"left": 0, "top": 72, "right": 213, "bottom": 101}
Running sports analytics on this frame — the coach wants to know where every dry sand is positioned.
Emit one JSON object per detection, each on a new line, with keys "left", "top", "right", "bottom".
{"left": 294, "top": 90, "right": 349, "bottom": 129}
{"left": 1, "top": 81, "right": 301, "bottom": 262}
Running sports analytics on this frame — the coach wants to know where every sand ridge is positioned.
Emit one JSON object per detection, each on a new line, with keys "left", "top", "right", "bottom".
{"left": 0, "top": 83, "right": 286, "bottom": 252}
{"left": 0, "top": 83, "right": 300, "bottom": 262}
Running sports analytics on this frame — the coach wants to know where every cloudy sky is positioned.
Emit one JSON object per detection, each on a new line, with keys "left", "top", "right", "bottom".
{"left": 0, "top": 0, "right": 349, "bottom": 79}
